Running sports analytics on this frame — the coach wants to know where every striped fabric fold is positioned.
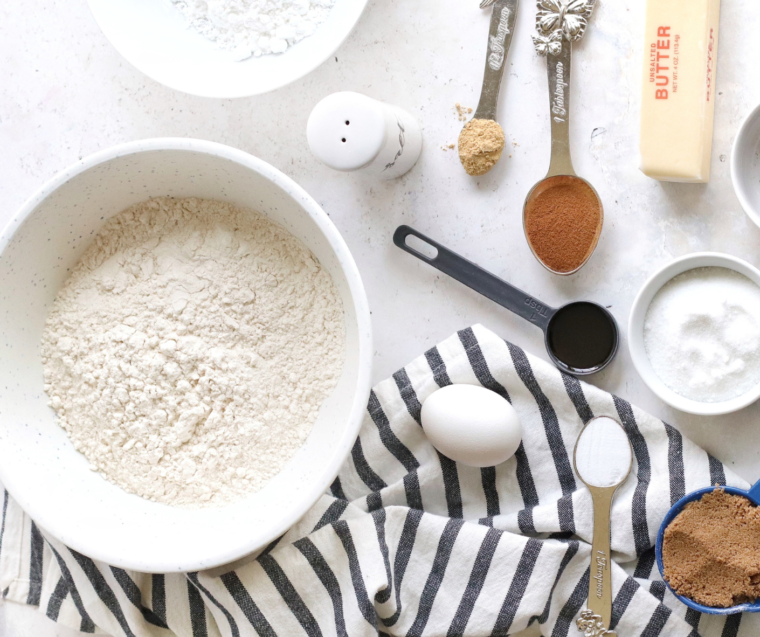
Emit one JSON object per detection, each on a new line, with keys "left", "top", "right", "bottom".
{"left": 0, "top": 324, "right": 752, "bottom": 636}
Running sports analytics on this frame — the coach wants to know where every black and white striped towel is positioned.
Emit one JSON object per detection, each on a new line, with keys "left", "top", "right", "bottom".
{"left": 0, "top": 324, "right": 752, "bottom": 637}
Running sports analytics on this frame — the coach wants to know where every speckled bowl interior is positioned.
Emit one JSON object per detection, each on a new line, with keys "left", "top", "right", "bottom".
{"left": 0, "top": 138, "right": 372, "bottom": 572}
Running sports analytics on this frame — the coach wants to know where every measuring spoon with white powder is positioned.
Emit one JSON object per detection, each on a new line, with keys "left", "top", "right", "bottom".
{"left": 573, "top": 416, "right": 633, "bottom": 635}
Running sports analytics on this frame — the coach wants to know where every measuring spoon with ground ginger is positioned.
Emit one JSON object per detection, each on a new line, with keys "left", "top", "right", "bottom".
{"left": 458, "top": 0, "right": 519, "bottom": 176}
{"left": 523, "top": 0, "right": 603, "bottom": 275}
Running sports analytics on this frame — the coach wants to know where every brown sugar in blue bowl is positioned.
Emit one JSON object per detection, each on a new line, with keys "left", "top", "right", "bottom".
{"left": 659, "top": 485, "right": 760, "bottom": 612}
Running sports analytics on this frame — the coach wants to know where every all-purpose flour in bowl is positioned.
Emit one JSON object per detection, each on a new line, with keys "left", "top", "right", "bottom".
{"left": 643, "top": 267, "right": 760, "bottom": 403}
{"left": 41, "top": 197, "right": 345, "bottom": 508}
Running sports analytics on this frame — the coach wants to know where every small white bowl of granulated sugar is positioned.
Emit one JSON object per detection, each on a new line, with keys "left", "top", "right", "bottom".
{"left": 0, "top": 138, "right": 372, "bottom": 572}
{"left": 629, "top": 253, "right": 760, "bottom": 416}
{"left": 86, "top": 0, "right": 368, "bottom": 97}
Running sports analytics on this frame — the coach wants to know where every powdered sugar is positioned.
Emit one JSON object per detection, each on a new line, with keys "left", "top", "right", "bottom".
{"left": 169, "top": 0, "right": 337, "bottom": 60}
{"left": 41, "top": 197, "right": 345, "bottom": 508}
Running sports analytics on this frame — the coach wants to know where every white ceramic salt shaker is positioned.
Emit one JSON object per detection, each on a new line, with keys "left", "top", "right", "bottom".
{"left": 307, "top": 92, "right": 422, "bottom": 180}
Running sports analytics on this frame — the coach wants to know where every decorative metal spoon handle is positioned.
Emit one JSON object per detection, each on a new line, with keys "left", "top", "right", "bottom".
{"left": 531, "top": 0, "right": 597, "bottom": 175}
{"left": 583, "top": 487, "right": 616, "bottom": 635}
{"left": 473, "top": 0, "right": 519, "bottom": 121}
{"left": 546, "top": 43, "right": 575, "bottom": 177}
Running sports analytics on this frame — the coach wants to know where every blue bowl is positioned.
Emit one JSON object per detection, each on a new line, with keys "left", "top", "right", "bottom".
{"left": 655, "top": 480, "right": 760, "bottom": 614}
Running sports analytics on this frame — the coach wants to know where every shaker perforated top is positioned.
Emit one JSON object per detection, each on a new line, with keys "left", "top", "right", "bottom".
{"left": 307, "top": 92, "right": 387, "bottom": 172}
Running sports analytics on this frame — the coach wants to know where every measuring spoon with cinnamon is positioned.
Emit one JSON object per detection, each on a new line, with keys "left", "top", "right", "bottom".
{"left": 523, "top": 0, "right": 603, "bottom": 275}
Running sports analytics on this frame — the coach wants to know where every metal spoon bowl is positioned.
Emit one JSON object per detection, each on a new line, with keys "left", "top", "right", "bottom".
{"left": 523, "top": 173, "right": 604, "bottom": 276}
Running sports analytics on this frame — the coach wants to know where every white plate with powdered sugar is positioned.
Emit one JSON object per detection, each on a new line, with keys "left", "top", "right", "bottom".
{"left": 0, "top": 138, "right": 372, "bottom": 572}
{"left": 86, "top": 0, "right": 368, "bottom": 97}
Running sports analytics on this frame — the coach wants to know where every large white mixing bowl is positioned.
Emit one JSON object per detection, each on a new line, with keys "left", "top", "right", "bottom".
{"left": 87, "top": 0, "right": 368, "bottom": 98}
{"left": 0, "top": 139, "right": 372, "bottom": 572}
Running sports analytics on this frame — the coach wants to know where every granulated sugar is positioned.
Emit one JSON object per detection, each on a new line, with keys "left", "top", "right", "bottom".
{"left": 644, "top": 267, "right": 760, "bottom": 402}
{"left": 41, "top": 197, "right": 345, "bottom": 508}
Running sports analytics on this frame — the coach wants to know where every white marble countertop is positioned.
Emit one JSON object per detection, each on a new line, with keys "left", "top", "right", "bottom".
{"left": 2, "top": 0, "right": 760, "bottom": 633}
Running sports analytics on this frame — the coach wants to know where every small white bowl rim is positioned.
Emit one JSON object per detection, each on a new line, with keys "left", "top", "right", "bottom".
{"left": 731, "top": 102, "right": 760, "bottom": 229}
{"left": 84, "top": 0, "right": 369, "bottom": 98}
{"left": 0, "top": 138, "right": 373, "bottom": 571}
{"left": 628, "top": 252, "right": 760, "bottom": 416}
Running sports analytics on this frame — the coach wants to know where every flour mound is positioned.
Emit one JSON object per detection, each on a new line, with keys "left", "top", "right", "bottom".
{"left": 169, "top": 0, "right": 337, "bottom": 61}
{"left": 41, "top": 197, "right": 345, "bottom": 508}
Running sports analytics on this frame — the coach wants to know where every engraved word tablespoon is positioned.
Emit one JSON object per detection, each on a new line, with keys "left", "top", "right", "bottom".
{"left": 523, "top": 0, "right": 603, "bottom": 275}
{"left": 457, "top": 0, "right": 519, "bottom": 176}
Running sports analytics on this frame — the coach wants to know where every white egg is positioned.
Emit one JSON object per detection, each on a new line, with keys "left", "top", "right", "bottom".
{"left": 420, "top": 384, "right": 522, "bottom": 467}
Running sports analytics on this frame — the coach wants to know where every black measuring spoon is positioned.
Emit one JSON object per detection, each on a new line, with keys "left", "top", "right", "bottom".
{"left": 394, "top": 225, "right": 619, "bottom": 375}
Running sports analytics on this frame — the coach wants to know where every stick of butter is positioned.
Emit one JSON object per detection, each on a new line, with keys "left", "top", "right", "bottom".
{"left": 639, "top": 0, "right": 721, "bottom": 183}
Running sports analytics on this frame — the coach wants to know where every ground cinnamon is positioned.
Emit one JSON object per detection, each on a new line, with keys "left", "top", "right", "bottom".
{"left": 662, "top": 489, "right": 760, "bottom": 608}
{"left": 524, "top": 176, "right": 602, "bottom": 273}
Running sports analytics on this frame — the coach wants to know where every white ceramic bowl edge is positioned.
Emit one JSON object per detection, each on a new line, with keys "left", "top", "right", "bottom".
{"left": 85, "top": 0, "right": 369, "bottom": 98}
{"left": 731, "top": 103, "right": 760, "bottom": 229}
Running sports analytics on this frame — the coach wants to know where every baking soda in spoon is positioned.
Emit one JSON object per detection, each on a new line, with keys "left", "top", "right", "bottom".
{"left": 574, "top": 416, "right": 633, "bottom": 636}
{"left": 575, "top": 417, "right": 631, "bottom": 488}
